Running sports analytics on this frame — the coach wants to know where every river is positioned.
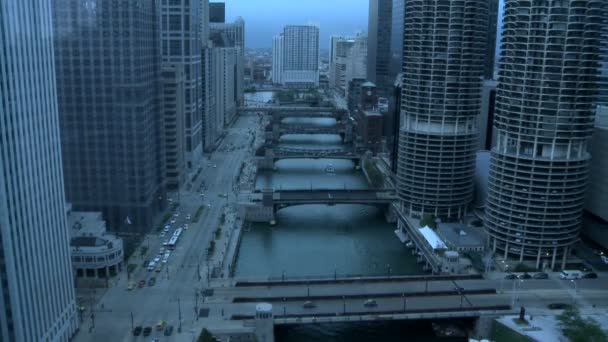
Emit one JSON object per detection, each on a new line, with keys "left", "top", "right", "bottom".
{"left": 234, "top": 127, "right": 422, "bottom": 279}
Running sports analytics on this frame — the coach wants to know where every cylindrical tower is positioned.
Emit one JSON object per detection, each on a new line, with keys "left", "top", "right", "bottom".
{"left": 485, "top": 0, "right": 604, "bottom": 269}
{"left": 397, "top": 0, "right": 489, "bottom": 220}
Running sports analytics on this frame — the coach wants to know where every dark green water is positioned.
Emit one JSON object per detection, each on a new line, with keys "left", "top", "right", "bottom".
{"left": 275, "top": 321, "right": 470, "bottom": 342}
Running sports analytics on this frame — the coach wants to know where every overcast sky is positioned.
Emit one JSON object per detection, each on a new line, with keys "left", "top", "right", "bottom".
{"left": 225, "top": 0, "right": 368, "bottom": 49}
{"left": 226, "top": 0, "right": 504, "bottom": 50}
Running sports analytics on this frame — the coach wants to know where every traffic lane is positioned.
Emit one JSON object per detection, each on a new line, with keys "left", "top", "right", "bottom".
{"left": 222, "top": 294, "right": 508, "bottom": 317}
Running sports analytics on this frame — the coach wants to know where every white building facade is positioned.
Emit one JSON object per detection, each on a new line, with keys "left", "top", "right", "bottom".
{"left": 0, "top": 1, "right": 79, "bottom": 340}
{"left": 277, "top": 24, "right": 320, "bottom": 88}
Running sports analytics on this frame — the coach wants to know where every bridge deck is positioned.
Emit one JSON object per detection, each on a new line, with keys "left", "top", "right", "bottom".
{"left": 274, "top": 189, "right": 396, "bottom": 204}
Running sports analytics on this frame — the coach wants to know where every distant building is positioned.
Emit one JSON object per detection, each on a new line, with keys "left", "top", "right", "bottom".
{"left": 1, "top": 1, "right": 79, "bottom": 339}
{"left": 329, "top": 36, "right": 354, "bottom": 94}
{"left": 69, "top": 209, "right": 124, "bottom": 285}
{"left": 272, "top": 34, "right": 284, "bottom": 84}
{"left": 209, "top": 2, "right": 225, "bottom": 23}
{"left": 347, "top": 78, "right": 366, "bottom": 112}
{"left": 209, "top": 17, "right": 245, "bottom": 107}
{"left": 53, "top": 0, "right": 166, "bottom": 230}
{"left": 345, "top": 33, "right": 368, "bottom": 99}
{"left": 367, "top": 0, "right": 393, "bottom": 96}
{"left": 273, "top": 24, "right": 320, "bottom": 88}
{"left": 478, "top": 80, "right": 497, "bottom": 151}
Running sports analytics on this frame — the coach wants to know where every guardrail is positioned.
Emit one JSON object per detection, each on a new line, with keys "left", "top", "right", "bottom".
{"left": 234, "top": 274, "right": 483, "bottom": 287}
{"left": 232, "top": 288, "right": 497, "bottom": 303}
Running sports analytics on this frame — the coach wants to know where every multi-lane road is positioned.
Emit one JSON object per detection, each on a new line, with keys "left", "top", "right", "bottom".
{"left": 72, "top": 114, "right": 261, "bottom": 342}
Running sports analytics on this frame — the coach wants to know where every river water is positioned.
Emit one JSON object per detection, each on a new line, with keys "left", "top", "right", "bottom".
{"left": 234, "top": 116, "right": 422, "bottom": 278}
{"left": 237, "top": 93, "right": 463, "bottom": 341}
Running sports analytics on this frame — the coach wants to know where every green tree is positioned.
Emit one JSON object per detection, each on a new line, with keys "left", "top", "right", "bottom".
{"left": 420, "top": 214, "right": 437, "bottom": 229}
{"left": 198, "top": 328, "right": 216, "bottom": 342}
{"left": 558, "top": 307, "right": 608, "bottom": 342}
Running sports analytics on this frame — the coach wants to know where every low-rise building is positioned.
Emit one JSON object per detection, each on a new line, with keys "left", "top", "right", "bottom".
{"left": 69, "top": 209, "right": 124, "bottom": 285}
{"left": 437, "top": 222, "right": 485, "bottom": 252}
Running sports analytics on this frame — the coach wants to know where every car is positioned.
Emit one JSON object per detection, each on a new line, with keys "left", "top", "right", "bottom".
{"left": 186, "top": 214, "right": 191, "bottom": 220}
{"left": 143, "top": 327, "right": 152, "bottom": 336}
{"left": 532, "top": 272, "right": 549, "bottom": 279}
{"left": 583, "top": 272, "right": 598, "bottom": 279}
{"left": 133, "top": 326, "right": 142, "bottom": 336}
{"left": 207, "top": 204, "right": 211, "bottom": 208}
{"left": 364, "top": 299, "right": 377, "bottom": 307}
{"left": 170, "top": 219, "right": 176, "bottom": 224}
{"left": 160, "top": 232, "right": 166, "bottom": 238}
{"left": 213, "top": 164, "right": 217, "bottom": 168}
{"left": 127, "top": 281, "right": 136, "bottom": 291}
{"left": 518, "top": 273, "right": 532, "bottom": 279}
{"left": 164, "top": 325, "right": 174, "bottom": 336}
{"left": 173, "top": 212, "right": 179, "bottom": 217}
{"left": 548, "top": 303, "right": 570, "bottom": 310}
{"left": 164, "top": 224, "right": 171, "bottom": 230}
{"left": 184, "top": 224, "right": 189, "bottom": 230}
{"left": 148, "top": 277, "right": 156, "bottom": 286}
{"left": 303, "top": 301, "right": 316, "bottom": 308}
{"left": 138, "top": 280, "right": 146, "bottom": 288}
{"left": 156, "top": 320, "right": 166, "bottom": 330}
{"left": 504, "top": 273, "right": 517, "bottom": 279}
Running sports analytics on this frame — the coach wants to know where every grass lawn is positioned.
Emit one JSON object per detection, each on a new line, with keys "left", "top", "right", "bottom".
{"left": 491, "top": 321, "right": 534, "bottom": 342}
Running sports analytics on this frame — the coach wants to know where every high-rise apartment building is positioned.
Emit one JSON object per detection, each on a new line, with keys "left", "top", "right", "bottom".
{"left": 485, "top": 0, "right": 500, "bottom": 80}
{"left": 53, "top": 0, "right": 166, "bottom": 231}
{"left": 485, "top": 0, "right": 604, "bottom": 269}
{"left": 161, "top": 0, "right": 204, "bottom": 168}
{"left": 345, "top": 33, "right": 368, "bottom": 100}
{"left": 367, "top": 0, "right": 392, "bottom": 96}
{"left": 397, "top": 0, "right": 488, "bottom": 220}
{"left": 277, "top": 24, "right": 320, "bottom": 88}
{"left": 1, "top": 1, "right": 79, "bottom": 340}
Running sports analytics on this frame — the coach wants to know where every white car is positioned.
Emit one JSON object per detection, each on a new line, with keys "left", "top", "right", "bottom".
{"left": 159, "top": 232, "right": 166, "bottom": 238}
{"left": 186, "top": 214, "right": 191, "bottom": 221}
{"left": 207, "top": 204, "right": 211, "bottom": 208}
{"left": 184, "top": 224, "right": 189, "bottom": 230}
{"left": 170, "top": 219, "right": 176, "bottom": 224}
{"left": 212, "top": 164, "right": 217, "bottom": 168}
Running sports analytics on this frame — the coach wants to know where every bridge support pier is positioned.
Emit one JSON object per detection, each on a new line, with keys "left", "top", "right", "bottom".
{"left": 254, "top": 303, "right": 275, "bottom": 342}
{"left": 384, "top": 205, "right": 397, "bottom": 223}
{"left": 473, "top": 315, "right": 496, "bottom": 340}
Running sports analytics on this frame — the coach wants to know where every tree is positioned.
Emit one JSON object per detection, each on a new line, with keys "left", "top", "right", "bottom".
{"left": 420, "top": 214, "right": 437, "bottom": 229}
{"left": 558, "top": 307, "right": 608, "bottom": 342}
{"left": 198, "top": 328, "right": 216, "bottom": 342}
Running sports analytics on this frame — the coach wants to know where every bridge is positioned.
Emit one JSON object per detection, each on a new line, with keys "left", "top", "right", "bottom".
{"left": 239, "top": 106, "right": 348, "bottom": 119}
{"left": 204, "top": 274, "right": 514, "bottom": 338}
{"left": 265, "top": 123, "right": 352, "bottom": 141}
{"left": 254, "top": 147, "right": 361, "bottom": 169}
{"left": 238, "top": 188, "right": 397, "bottom": 223}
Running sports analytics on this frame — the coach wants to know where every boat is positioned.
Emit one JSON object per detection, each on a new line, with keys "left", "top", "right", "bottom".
{"left": 325, "top": 164, "right": 335, "bottom": 173}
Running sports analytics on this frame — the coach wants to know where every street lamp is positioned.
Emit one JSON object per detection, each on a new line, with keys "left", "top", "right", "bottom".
{"left": 511, "top": 279, "right": 523, "bottom": 307}
{"left": 500, "top": 263, "right": 510, "bottom": 293}
{"left": 342, "top": 296, "right": 346, "bottom": 314}
{"left": 570, "top": 279, "right": 578, "bottom": 303}
{"left": 386, "top": 263, "right": 391, "bottom": 278}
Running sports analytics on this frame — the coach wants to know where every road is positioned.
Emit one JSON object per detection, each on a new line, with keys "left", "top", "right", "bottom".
{"left": 72, "top": 115, "right": 262, "bottom": 342}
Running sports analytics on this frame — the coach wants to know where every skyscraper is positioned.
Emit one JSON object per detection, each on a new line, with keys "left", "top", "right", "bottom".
{"left": 397, "top": 0, "right": 489, "bottom": 220}
{"left": 161, "top": 0, "right": 204, "bottom": 168}
{"left": 485, "top": 0, "right": 604, "bottom": 269}
{"left": 328, "top": 36, "right": 354, "bottom": 94}
{"left": 272, "top": 34, "right": 284, "bottom": 84}
{"left": 484, "top": 0, "right": 500, "bottom": 80}
{"left": 390, "top": 0, "right": 405, "bottom": 79}
{"left": 279, "top": 24, "right": 320, "bottom": 88}
{"left": 1, "top": 1, "right": 79, "bottom": 340}
{"left": 367, "top": 0, "right": 392, "bottom": 96}
{"left": 53, "top": 0, "right": 166, "bottom": 231}
{"left": 209, "top": 2, "right": 226, "bottom": 23}
{"left": 209, "top": 17, "right": 245, "bottom": 107}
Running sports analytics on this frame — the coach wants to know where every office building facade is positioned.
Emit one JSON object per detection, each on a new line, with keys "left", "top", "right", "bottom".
{"left": 485, "top": 0, "right": 604, "bottom": 269}
{"left": 0, "top": 1, "right": 79, "bottom": 340}
{"left": 161, "top": 0, "right": 204, "bottom": 168}
{"left": 367, "top": 0, "right": 393, "bottom": 95}
{"left": 209, "top": 2, "right": 226, "bottom": 23}
{"left": 397, "top": 0, "right": 488, "bottom": 220}
{"left": 53, "top": 0, "right": 166, "bottom": 231}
